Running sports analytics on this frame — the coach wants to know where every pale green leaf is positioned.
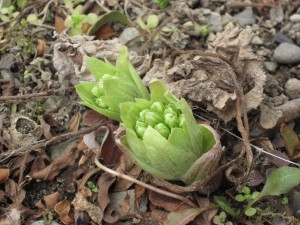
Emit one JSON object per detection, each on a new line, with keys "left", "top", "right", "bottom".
{"left": 86, "top": 57, "right": 117, "bottom": 80}
{"left": 213, "top": 196, "right": 238, "bottom": 218}
{"left": 178, "top": 99, "right": 203, "bottom": 156}
{"left": 248, "top": 166, "right": 300, "bottom": 207}
{"left": 142, "top": 126, "right": 195, "bottom": 179}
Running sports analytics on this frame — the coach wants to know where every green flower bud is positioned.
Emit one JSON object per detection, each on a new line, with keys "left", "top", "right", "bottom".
{"left": 135, "top": 120, "right": 148, "bottom": 138}
{"left": 139, "top": 109, "right": 150, "bottom": 122}
{"left": 164, "top": 104, "right": 180, "bottom": 117}
{"left": 178, "top": 114, "right": 185, "bottom": 128}
{"left": 154, "top": 123, "right": 171, "bottom": 139}
{"left": 95, "top": 97, "right": 108, "bottom": 108}
{"left": 164, "top": 113, "right": 178, "bottom": 128}
{"left": 91, "top": 82, "right": 104, "bottom": 97}
{"left": 150, "top": 102, "right": 165, "bottom": 115}
{"left": 144, "top": 111, "right": 163, "bottom": 127}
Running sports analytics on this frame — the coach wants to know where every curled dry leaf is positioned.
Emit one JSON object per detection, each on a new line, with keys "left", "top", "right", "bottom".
{"left": 109, "top": 189, "right": 148, "bottom": 217}
{"left": 144, "top": 28, "right": 266, "bottom": 122}
{"left": 260, "top": 98, "right": 300, "bottom": 129}
{"left": 55, "top": 199, "right": 74, "bottom": 225}
{"left": 72, "top": 192, "right": 102, "bottom": 224}
{"left": 280, "top": 123, "right": 300, "bottom": 159}
{"left": 0, "top": 208, "right": 22, "bottom": 225}
{"left": 149, "top": 191, "right": 190, "bottom": 212}
{"left": 5, "top": 179, "right": 26, "bottom": 205}
{"left": 55, "top": 16, "right": 66, "bottom": 34}
{"left": 0, "top": 168, "right": 10, "bottom": 183}
{"left": 43, "top": 192, "right": 61, "bottom": 209}
{"left": 96, "top": 172, "right": 118, "bottom": 223}
{"left": 67, "top": 112, "right": 81, "bottom": 133}
{"left": 53, "top": 34, "right": 151, "bottom": 83}
{"left": 8, "top": 115, "right": 42, "bottom": 148}
{"left": 37, "top": 39, "right": 46, "bottom": 56}
{"left": 30, "top": 144, "right": 79, "bottom": 180}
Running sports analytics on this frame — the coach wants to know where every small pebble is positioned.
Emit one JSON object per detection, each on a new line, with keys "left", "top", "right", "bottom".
{"left": 208, "top": 12, "right": 223, "bottom": 32}
{"left": 285, "top": 78, "right": 300, "bottom": 99}
{"left": 251, "top": 24, "right": 260, "bottom": 32}
{"left": 264, "top": 61, "right": 278, "bottom": 73}
{"left": 234, "top": 9, "right": 255, "bottom": 26}
{"left": 224, "top": 22, "right": 235, "bottom": 30}
{"left": 251, "top": 36, "right": 263, "bottom": 45}
{"left": 202, "top": 8, "right": 211, "bottom": 15}
{"left": 273, "top": 43, "right": 300, "bottom": 64}
{"left": 292, "top": 23, "right": 300, "bottom": 32}
{"left": 119, "top": 27, "right": 140, "bottom": 44}
{"left": 273, "top": 32, "right": 294, "bottom": 44}
{"left": 207, "top": 32, "right": 216, "bottom": 42}
{"left": 290, "top": 14, "right": 300, "bottom": 23}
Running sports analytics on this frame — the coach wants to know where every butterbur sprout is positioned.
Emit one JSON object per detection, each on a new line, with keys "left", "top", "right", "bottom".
{"left": 120, "top": 80, "right": 222, "bottom": 185}
{"left": 75, "top": 45, "right": 149, "bottom": 121}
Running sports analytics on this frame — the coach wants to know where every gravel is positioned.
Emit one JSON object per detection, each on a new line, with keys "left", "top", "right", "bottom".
{"left": 273, "top": 42, "right": 300, "bottom": 64}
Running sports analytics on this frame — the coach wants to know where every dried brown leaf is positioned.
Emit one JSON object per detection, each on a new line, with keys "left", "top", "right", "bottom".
{"left": 280, "top": 123, "right": 300, "bottom": 158}
{"left": 30, "top": 146, "right": 79, "bottom": 180}
{"left": 97, "top": 172, "right": 118, "bottom": 223}
{"left": 55, "top": 16, "right": 66, "bottom": 34}
{"left": 149, "top": 191, "right": 190, "bottom": 212}
{"left": 67, "top": 112, "right": 81, "bottom": 133}
{"left": 44, "top": 192, "right": 61, "bottom": 209}
{"left": 0, "top": 168, "right": 10, "bottom": 183}
{"left": 73, "top": 192, "right": 102, "bottom": 224}
{"left": 37, "top": 39, "right": 46, "bottom": 56}
{"left": 5, "top": 179, "right": 25, "bottom": 205}
{"left": 0, "top": 208, "right": 21, "bottom": 225}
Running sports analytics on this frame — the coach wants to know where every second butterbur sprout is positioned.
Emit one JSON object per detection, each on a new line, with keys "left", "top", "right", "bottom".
{"left": 135, "top": 102, "right": 185, "bottom": 139}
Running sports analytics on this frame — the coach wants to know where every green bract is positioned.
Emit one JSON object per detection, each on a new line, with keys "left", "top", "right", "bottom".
{"left": 75, "top": 46, "right": 150, "bottom": 121}
{"left": 120, "top": 80, "right": 222, "bottom": 185}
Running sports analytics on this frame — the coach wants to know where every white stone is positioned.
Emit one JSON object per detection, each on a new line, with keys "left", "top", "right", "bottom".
{"left": 290, "top": 14, "right": 300, "bottom": 23}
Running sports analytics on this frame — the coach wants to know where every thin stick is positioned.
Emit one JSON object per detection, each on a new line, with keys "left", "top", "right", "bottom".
{"left": 0, "top": 88, "right": 67, "bottom": 102}
{"left": 94, "top": 127, "right": 198, "bottom": 208}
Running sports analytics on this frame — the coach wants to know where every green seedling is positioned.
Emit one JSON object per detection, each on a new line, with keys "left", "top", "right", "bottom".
{"left": 87, "top": 181, "right": 98, "bottom": 193}
{"left": 137, "top": 14, "right": 159, "bottom": 31}
{"left": 65, "top": 13, "right": 97, "bottom": 35}
{"left": 26, "top": 13, "right": 42, "bottom": 25}
{"left": 152, "top": 0, "right": 168, "bottom": 8}
{"left": 213, "top": 212, "right": 233, "bottom": 225}
{"left": 0, "top": 5, "right": 19, "bottom": 22}
{"left": 194, "top": 23, "right": 212, "bottom": 37}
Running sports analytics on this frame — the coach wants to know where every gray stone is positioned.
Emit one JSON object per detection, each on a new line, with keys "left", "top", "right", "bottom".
{"left": 234, "top": 9, "right": 255, "bottom": 26}
{"left": 290, "top": 14, "right": 300, "bottom": 23}
{"left": 273, "top": 43, "right": 300, "bottom": 64}
{"left": 273, "top": 32, "right": 294, "bottom": 44}
{"left": 119, "top": 27, "right": 140, "bottom": 44}
{"left": 269, "top": 4, "right": 284, "bottom": 24}
{"left": 202, "top": 8, "right": 211, "bottom": 15}
{"left": 208, "top": 12, "right": 223, "bottom": 32}
{"left": 285, "top": 78, "right": 300, "bottom": 99}
{"left": 292, "top": 23, "right": 300, "bottom": 32}
{"left": 251, "top": 36, "right": 263, "bottom": 45}
{"left": 264, "top": 61, "right": 278, "bottom": 73}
